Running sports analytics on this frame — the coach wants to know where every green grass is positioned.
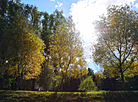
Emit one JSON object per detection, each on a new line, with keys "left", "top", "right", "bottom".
{"left": 0, "top": 90, "right": 138, "bottom": 102}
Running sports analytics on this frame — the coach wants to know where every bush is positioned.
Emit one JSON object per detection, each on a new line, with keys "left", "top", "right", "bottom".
{"left": 78, "top": 76, "right": 97, "bottom": 91}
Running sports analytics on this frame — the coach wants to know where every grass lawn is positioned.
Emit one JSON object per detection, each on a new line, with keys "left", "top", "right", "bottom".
{"left": 0, "top": 90, "right": 138, "bottom": 102}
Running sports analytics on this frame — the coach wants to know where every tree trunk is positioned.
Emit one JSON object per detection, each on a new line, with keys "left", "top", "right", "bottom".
{"left": 31, "top": 79, "right": 36, "bottom": 91}
{"left": 120, "top": 68, "right": 125, "bottom": 90}
{"left": 13, "top": 77, "right": 18, "bottom": 90}
{"left": 121, "top": 72, "right": 124, "bottom": 83}
{"left": 11, "top": 72, "right": 17, "bottom": 90}
{"left": 60, "top": 78, "right": 64, "bottom": 92}
{"left": 17, "top": 63, "right": 20, "bottom": 90}
{"left": 19, "top": 69, "right": 23, "bottom": 90}
{"left": 18, "top": 76, "right": 21, "bottom": 90}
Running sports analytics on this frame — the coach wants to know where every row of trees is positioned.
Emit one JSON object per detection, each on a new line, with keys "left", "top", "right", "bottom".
{"left": 0, "top": 1, "right": 137, "bottom": 91}
{"left": 0, "top": 0, "right": 87, "bottom": 91}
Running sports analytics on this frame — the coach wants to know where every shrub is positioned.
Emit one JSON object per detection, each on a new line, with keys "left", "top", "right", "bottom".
{"left": 78, "top": 76, "right": 97, "bottom": 91}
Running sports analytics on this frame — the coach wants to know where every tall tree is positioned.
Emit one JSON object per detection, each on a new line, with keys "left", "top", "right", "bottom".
{"left": 49, "top": 17, "right": 87, "bottom": 91}
{"left": 30, "top": 6, "right": 42, "bottom": 33}
{"left": 41, "top": 12, "right": 51, "bottom": 57}
{"left": 38, "top": 10, "right": 66, "bottom": 91}
{"left": 92, "top": 4, "right": 138, "bottom": 89}
{"left": 0, "top": 0, "right": 8, "bottom": 43}
{"left": 37, "top": 61, "right": 53, "bottom": 91}
{"left": 41, "top": 10, "right": 65, "bottom": 58}
{"left": 0, "top": 1, "right": 45, "bottom": 89}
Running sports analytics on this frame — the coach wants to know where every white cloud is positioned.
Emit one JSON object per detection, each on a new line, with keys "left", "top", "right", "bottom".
{"left": 134, "top": 3, "right": 138, "bottom": 8}
{"left": 70, "top": 0, "right": 136, "bottom": 64}
{"left": 55, "top": 1, "right": 63, "bottom": 8}
{"left": 83, "top": 43, "right": 92, "bottom": 63}
{"left": 55, "top": 5, "right": 58, "bottom": 8}
{"left": 59, "top": 3, "right": 63, "bottom": 7}
{"left": 50, "top": 0, "right": 55, "bottom": 1}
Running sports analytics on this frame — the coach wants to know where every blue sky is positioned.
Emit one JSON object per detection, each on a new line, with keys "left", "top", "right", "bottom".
{"left": 21, "top": 0, "right": 138, "bottom": 73}
{"left": 21, "top": 0, "right": 78, "bottom": 17}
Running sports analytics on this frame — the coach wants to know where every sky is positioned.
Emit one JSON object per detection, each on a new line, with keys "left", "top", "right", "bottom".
{"left": 21, "top": 0, "right": 138, "bottom": 73}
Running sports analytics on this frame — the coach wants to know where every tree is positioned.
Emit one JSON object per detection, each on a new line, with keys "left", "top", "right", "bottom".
{"left": 38, "top": 10, "right": 66, "bottom": 91}
{"left": 0, "top": 6, "right": 45, "bottom": 89}
{"left": 78, "top": 76, "right": 97, "bottom": 91}
{"left": 92, "top": 4, "right": 138, "bottom": 89}
{"left": 30, "top": 6, "right": 42, "bottom": 33}
{"left": 63, "top": 77, "right": 81, "bottom": 92}
{"left": 37, "top": 61, "right": 53, "bottom": 91}
{"left": 41, "top": 10, "right": 65, "bottom": 59}
{"left": 48, "top": 17, "right": 88, "bottom": 91}
{"left": 124, "top": 61, "right": 138, "bottom": 78}
{"left": 0, "top": 0, "right": 8, "bottom": 43}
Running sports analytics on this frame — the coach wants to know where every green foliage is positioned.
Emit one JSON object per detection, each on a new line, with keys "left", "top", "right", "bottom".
{"left": 125, "top": 75, "right": 138, "bottom": 90}
{"left": 41, "top": 10, "right": 66, "bottom": 57}
{"left": 37, "top": 61, "right": 53, "bottom": 91}
{"left": 62, "top": 77, "right": 81, "bottom": 92}
{"left": 51, "top": 75, "right": 62, "bottom": 91}
{"left": 0, "top": 72, "right": 14, "bottom": 90}
{"left": 78, "top": 76, "right": 97, "bottom": 91}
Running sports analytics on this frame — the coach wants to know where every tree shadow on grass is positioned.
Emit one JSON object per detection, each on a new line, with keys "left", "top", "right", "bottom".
{"left": 102, "top": 91, "right": 138, "bottom": 102}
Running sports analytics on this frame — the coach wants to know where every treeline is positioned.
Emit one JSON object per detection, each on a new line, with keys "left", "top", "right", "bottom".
{"left": 0, "top": 0, "right": 88, "bottom": 91}
{"left": 1, "top": 1, "right": 138, "bottom": 92}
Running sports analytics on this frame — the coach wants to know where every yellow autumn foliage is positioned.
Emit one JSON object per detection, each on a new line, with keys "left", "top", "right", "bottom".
{"left": 48, "top": 19, "right": 88, "bottom": 79}
{"left": 0, "top": 13, "right": 45, "bottom": 79}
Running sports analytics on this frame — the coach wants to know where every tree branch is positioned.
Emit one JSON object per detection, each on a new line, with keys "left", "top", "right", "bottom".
{"left": 108, "top": 45, "right": 119, "bottom": 61}
{"left": 121, "top": 44, "right": 134, "bottom": 65}
{"left": 123, "top": 59, "right": 134, "bottom": 73}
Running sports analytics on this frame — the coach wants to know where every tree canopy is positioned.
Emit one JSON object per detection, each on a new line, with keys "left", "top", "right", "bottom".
{"left": 0, "top": 0, "right": 88, "bottom": 91}
{"left": 48, "top": 18, "right": 88, "bottom": 91}
{"left": 92, "top": 4, "right": 138, "bottom": 87}
{"left": 0, "top": 0, "right": 45, "bottom": 90}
